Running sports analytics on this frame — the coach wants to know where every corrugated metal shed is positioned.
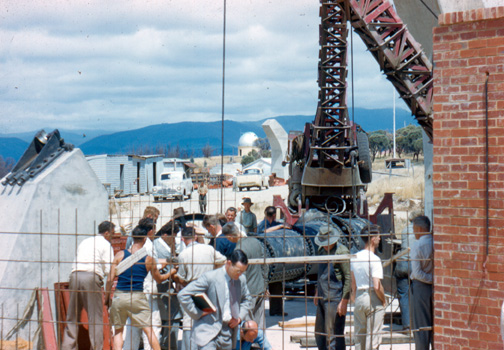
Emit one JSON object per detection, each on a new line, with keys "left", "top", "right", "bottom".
{"left": 87, "top": 154, "right": 164, "bottom": 196}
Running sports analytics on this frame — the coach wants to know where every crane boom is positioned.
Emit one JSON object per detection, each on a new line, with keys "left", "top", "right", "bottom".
{"left": 287, "top": 0, "right": 433, "bottom": 214}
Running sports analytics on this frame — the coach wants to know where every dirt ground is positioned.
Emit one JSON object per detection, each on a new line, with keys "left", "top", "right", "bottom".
{"left": 110, "top": 185, "right": 289, "bottom": 230}
{"left": 110, "top": 172, "right": 422, "bottom": 350}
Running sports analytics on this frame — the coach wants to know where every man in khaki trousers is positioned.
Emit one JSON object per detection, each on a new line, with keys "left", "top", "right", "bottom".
{"left": 351, "top": 225, "right": 386, "bottom": 350}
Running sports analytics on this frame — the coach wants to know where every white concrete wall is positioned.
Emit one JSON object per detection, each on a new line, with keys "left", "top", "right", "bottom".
{"left": 262, "top": 119, "right": 289, "bottom": 179}
{"left": 0, "top": 148, "right": 109, "bottom": 332}
{"left": 437, "top": 0, "right": 502, "bottom": 13}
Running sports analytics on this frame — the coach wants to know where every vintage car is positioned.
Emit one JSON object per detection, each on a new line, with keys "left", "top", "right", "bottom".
{"left": 236, "top": 167, "right": 268, "bottom": 191}
{"left": 152, "top": 171, "right": 193, "bottom": 201}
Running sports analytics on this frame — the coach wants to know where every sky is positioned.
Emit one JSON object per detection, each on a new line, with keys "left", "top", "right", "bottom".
{"left": 0, "top": 0, "right": 404, "bottom": 134}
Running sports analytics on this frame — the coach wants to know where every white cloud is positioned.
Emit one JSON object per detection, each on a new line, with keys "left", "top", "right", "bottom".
{"left": 0, "top": 0, "right": 402, "bottom": 134}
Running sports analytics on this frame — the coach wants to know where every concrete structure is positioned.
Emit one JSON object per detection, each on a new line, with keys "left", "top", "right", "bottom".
{"left": 0, "top": 148, "right": 109, "bottom": 332}
{"left": 238, "top": 132, "right": 259, "bottom": 157}
{"left": 432, "top": 5, "right": 504, "bottom": 348}
{"left": 262, "top": 119, "right": 288, "bottom": 180}
{"left": 87, "top": 154, "right": 164, "bottom": 196}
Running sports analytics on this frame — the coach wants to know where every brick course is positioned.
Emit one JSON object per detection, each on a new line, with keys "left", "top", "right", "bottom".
{"left": 433, "top": 6, "right": 504, "bottom": 349}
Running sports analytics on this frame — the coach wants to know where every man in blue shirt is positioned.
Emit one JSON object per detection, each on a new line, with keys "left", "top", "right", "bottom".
{"left": 234, "top": 320, "right": 272, "bottom": 350}
{"left": 203, "top": 214, "right": 236, "bottom": 258}
{"left": 257, "top": 206, "right": 290, "bottom": 234}
{"left": 257, "top": 206, "right": 290, "bottom": 317}
{"left": 410, "top": 215, "right": 433, "bottom": 350}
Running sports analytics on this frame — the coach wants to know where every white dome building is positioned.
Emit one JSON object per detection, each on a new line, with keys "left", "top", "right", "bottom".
{"left": 238, "top": 132, "right": 259, "bottom": 157}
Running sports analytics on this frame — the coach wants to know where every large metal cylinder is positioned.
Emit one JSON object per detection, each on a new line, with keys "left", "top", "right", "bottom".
{"left": 292, "top": 209, "right": 372, "bottom": 254}
{"left": 256, "top": 229, "right": 315, "bottom": 283}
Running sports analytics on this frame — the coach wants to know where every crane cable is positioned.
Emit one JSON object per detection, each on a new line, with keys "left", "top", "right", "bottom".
{"left": 418, "top": 0, "right": 438, "bottom": 19}
{"left": 220, "top": 0, "right": 227, "bottom": 213}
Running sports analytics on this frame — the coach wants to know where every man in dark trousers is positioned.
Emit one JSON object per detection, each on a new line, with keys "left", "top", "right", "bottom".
{"left": 178, "top": 250, "right": 252, "bottom": 350}
{"left": 154, "top": 222, "right": 183, "bottom": 350}
{"left": 313, "top": 225, "right": 350, "bottom": 350}
{"left": 221, "top": 223, "right": 267, "bottom": 329}
{"left": 257, "top": 206, "right": 289, "bottom": 317}
{"left": 410, "top": 215, "right": 433, "bottom": 350}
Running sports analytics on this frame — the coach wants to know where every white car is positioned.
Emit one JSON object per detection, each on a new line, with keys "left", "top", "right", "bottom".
{"left": 236, "top": 167, "right": 269, "bottom": 191}
{"left": 152, "top": 171, "right": 193, "bottom": 201}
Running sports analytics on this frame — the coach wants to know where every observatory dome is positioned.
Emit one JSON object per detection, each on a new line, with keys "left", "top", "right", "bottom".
{"left": 238, "top": 132, "right": 259, "bottom": 147}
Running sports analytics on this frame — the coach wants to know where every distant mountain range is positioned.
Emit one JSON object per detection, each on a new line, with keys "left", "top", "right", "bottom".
{"left": 0, "top": 108, "right": 417, "bottom": 161}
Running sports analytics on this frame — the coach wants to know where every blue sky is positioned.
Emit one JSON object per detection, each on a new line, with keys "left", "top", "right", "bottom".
{"left": 0, "top": 0, "right": 402, "bottom": 133}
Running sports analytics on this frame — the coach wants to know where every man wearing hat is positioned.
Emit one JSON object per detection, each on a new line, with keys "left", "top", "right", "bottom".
{"left": 314, "top": 224, "right": 351, "bottom": 350}
{"left": 238, "top": 198, "right": 257, "bottom": 235}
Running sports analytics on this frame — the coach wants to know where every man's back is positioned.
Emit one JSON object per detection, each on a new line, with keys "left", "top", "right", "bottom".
{"left": 178, "top": 242, "right": 226, "bottom": 283}
{"left": 235, "top": 237, "right": 266, "bottom": 296}
{"left": 73, "top": 235, "right": 114, "bottom": 279}
{"left": 410, "top": 234, "right": 433, "bottom": 283}
{"left": 351, "top": 249, "right": 383, "bottom": 289}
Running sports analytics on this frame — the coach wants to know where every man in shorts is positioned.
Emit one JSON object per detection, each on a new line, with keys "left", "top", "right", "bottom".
{"left": 106, "top": 222, "right": 176, "bottom": 350}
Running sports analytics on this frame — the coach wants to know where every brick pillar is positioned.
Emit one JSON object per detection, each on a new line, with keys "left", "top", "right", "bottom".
{"left": 433, "top": 6, "right": 504, "bottom": 349}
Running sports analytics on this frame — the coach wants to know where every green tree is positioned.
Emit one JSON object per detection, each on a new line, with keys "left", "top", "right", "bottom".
{"left": 368, "top": 130, "right": 391, "bottom": 161}
{"left": 241, "top": 149, "right": 260, "bottom": 166}
{"left": 395, "top": 125, "right": 423, "bottom": 158}
{"left": 254, "top": 137, "right": 271, "bottom": 157}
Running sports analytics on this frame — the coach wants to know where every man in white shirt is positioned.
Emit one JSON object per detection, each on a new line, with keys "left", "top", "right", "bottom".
{"left": 176, "top": 227, "right": 227, "bottom": 350}
{"left": 410, "top": 215, "right": 433, "bottom": 350}
{"left": 62, "top": 221, "right": 115, "bottom": 350}
{"left": 225, "top": 207, "right": 247, "bottom": 237}
{"left": 351, "top": 225, "right": 386, "bottom": 350}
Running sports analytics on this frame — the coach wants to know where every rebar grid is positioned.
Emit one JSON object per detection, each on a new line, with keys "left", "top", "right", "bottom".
{"left": 0, "top": 193, "right": 434, "bottom": 350}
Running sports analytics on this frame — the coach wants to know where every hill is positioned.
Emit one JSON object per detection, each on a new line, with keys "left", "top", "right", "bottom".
{"left": 79, "top": 120, "right": 267, "bottom": 156}
{"left": 1, "top": 108, "right": 418, "bottom": 159}
{"left": 0, "top": 128, "right": 108, "bottom": 147}
{"left": 0, "top": 137, "right": 29, "bottom": 161}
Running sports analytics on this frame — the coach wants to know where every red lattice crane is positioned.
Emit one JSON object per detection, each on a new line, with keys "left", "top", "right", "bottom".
{"left": 286, "top": 0, "right": 433, "bottom": 215}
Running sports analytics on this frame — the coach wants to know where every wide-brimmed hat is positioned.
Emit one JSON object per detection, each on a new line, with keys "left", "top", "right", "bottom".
{"left": 242, "top": 198, "right": 253, "bottom": 205}
{"left": 314, "top": 224, "right": 340, "bottom": 247}
{"left": 173, "top": 207, "right": 186, "bottom": 219}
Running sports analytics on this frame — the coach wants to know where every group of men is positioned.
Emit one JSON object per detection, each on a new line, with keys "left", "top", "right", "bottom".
{"left": 62, "top": 201, "right": 276, "bottom": 350}
{"left": 312, "top": 215, "right": 433, "bottom": 350}
{"left": 62, "top": 199, "right": 433, "bottom": 350}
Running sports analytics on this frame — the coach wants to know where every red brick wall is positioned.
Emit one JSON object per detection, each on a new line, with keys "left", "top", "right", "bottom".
{"left": 433, "top": 6, "right": 504, "bottom": 350}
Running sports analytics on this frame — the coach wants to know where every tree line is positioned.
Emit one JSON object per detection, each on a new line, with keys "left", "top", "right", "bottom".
{"left": 368, "top": 125, "right": 424, "bottom": 161}
{"left": 126, "top": 142, "right": 217, "bottom": 159}
{"left": 241, "top": 138, "right": 271, "bottom": 166}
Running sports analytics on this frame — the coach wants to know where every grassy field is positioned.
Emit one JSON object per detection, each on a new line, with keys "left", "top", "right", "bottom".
{"left": 367, "top": 156, "right": 425, "bottom": 233}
